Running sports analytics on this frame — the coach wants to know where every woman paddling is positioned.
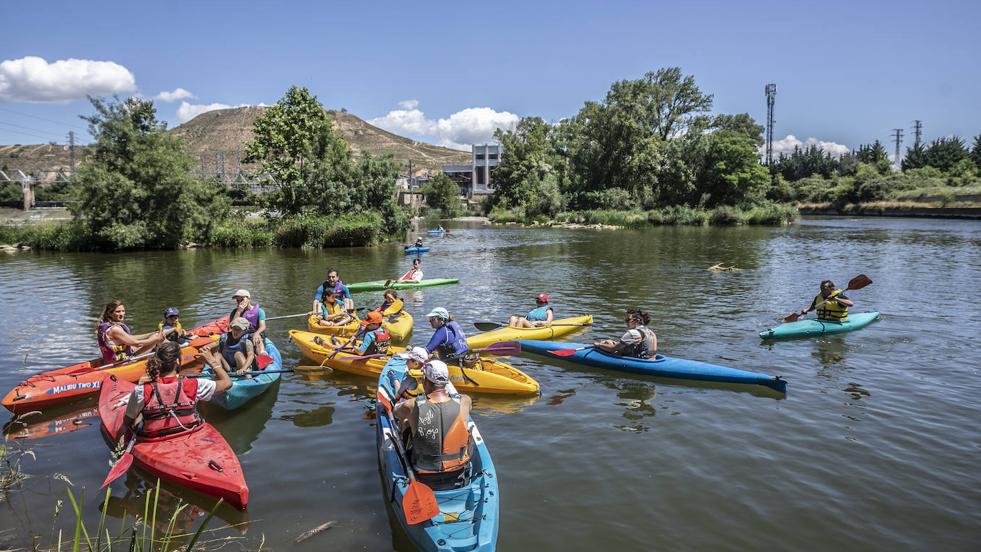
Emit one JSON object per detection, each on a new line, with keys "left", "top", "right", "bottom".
{"left": 375, "top": 290, "right": 402, "bottom": 314}
{"left": 594, "top": 308, "right": 657, "bottom": 359}
{"left": 97, "top": 300, "right": 166, "bottom": 363}
{"left": 509, "top": 293, "right": 554, "bottom": 328}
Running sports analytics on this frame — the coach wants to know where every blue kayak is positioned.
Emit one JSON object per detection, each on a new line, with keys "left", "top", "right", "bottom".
{"left": 426, "top": 229, "right": 445, "bottom": 235}
{"left": 404, "top": 246, "right": 431, "bottom": 254}
{"left": 759, "top": 312, "right": 880, "bottom": 340}
{"left": 205, "top": 338, "right": 283, "bottom": 410}
{"left": 518, "top": 340, "right": 787, "bottom": 393}
{"left": 375, "top": 356, "right": 499, "bottom": 551}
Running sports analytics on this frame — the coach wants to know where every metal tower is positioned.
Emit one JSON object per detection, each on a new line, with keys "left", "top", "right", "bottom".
{"left": 912, "top": 120, "right": 922, "bottom": 148}
{"left": 891, "top": 128, "right": 904, "bottom": 165}
{"left": 764, "top": 84, "right": 777, "bottom": 165}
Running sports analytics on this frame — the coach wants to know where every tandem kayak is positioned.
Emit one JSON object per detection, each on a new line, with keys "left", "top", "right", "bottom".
{"left": 204, "top": 338, "right": 283, "bottom": 410}
{"left": 98, "top": 375, "right": 249, "bottom": 509}
{"left": 404, "top": 246, "right": 431, "bottom": 254}
{"left": 376, "top": 356, "right": 499, "bottom": 551}
{"left": 305, "top": 313, "right": 361, "bottom": 337}
{"left": 518, "top": 340, "right": 787, "bottom": 393}
{"left": 759, "top": 312, "right": 881, "bottom": 340}
{"left": 2, "top": 317, "right": 227, "bottom": 413}
{"left": 289, "top": 330, "right": 540, "bottom": 395}
{"left": 345, "top": 278, "right": 460, "bottom": 293}
{"left": 467, "top": 315, "right": 593, "bottom": 349}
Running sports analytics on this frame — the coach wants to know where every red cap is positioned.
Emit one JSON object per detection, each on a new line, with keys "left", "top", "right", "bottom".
{"left": 361, "top": 311, "right": 383, "bottom": 326}
{"left": 536, "top": 293, "right": 549, "bottom": 303}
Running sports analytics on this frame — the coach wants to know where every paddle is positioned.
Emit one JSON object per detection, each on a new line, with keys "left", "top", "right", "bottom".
{"left": 548, "top": 345, "right": 593, "bottom": 357}
{"left": 188, "top": 354, "right": 277, "bottom": 377}
{"left": 783, "top": 274, "right": 873, "bottom": 323}
{"left": 326, "top": 331, "right": 363, "bottom": 361}
{"left": 378, "top": 388, "right": 439, "bottom": 525}
{"left": 472, "top": 341, "right": 521, "bottom": 357}
{"left": 101, "top": 423, "right": 141, "bottom": 489}
{"left": 473, "top": 321, "right": 593, "bottom": 332}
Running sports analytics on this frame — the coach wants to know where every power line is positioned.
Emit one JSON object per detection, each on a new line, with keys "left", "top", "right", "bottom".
{"left": 0, "top": 106, "right": 89, "bottom": 132}
{"left": 0, "top": 120, "right": 65, "bottom": 137}
{"left": 890, "top": 128, "right": 903, "bottom": 165}
{"left": 0, "top": 125, "right": 61, "bottom": 142}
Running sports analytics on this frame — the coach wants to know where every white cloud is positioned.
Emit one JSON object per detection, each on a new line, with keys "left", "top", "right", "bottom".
{"left": 154, "top": 87, "right": 194, "bottom": 102}
{"left": 0, "top": 56, "right": 136, "bottom": 102}
{"left": 369, "top": 102, "right": 519, "bottom": 150}
{"left": 769, "top": 134, "right": 850, "bottom": 158}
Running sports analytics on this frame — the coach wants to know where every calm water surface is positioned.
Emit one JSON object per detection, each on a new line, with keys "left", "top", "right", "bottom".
{"left": 1, "top": 217, "right": 979, "bottom": 550}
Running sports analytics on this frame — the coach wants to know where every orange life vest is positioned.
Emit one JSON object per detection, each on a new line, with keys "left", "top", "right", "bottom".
{"left": 410, "top": 395, "right": 473, "bottom": 473}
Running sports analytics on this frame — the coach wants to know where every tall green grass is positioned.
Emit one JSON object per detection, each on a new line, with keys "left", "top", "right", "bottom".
{"left": 491, "top": 203, "right": 797, "bottom": 227}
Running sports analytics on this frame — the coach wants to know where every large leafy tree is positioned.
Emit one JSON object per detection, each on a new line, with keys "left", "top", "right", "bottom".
{"left": 422, "top": 173, "right": 462, "bottom": 214}
{"left": 902, "top": 143, "right": 927, "bottom": 171}
{"left": 698, "top": 130, "right": 770, "bottom": 207}
{"left": 854, "top": 141, "right": 892, "bottom": 173}
{"left": 72, "top": 96, "right": 225, "bottom": 249}
{"left": 492, "top": 117, "right": 569, "bottom": 209}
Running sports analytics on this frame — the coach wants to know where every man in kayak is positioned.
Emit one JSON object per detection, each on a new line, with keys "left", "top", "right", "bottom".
{"left": 799, "top": 280, "right": 854, "bottom": 322}
{"left": 313, "top": 268, "right": 354, "bottom": 314}
{"left": 229, "top": 290, "right": 267, "bottom": 355}
{"left": 213, "top": 317, "right": 258, "bottom": 375}
{"left": 425, "top": 308, "right": 479, "bottom": 368}
{"left": 509, "top": 293, "right": 554, "bottom": 328}
{"left": 393, "top": 359, "right": 474, "bottom": 488}
{"left": 397, "top": 258, "right": 424, "bottom": 283}
{"left": 315, "top": 287, "right": 354, "bottom": 327}
{"left": 97, "top": 300, "right": 166, "bottom": 363}
{"left": 594, "top": 308, "right": 657, "bottom": 359}
{"left": 122, "top": 341, "right": 231, "bottom": 438}
{"left": 406, "top": 237, "right": 424, "bottom": 249}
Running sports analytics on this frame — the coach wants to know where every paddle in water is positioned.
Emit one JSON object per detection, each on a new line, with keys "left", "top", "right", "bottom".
{"left": 473, "top": 321, "right": 593, "bottom": 332}
{"left": 101, "top": 423, "right": 143, "bottom": 489}
{"left": 783, "top": 274, "right": 873, "bottom": 323}
{"left": 378, "top": 387, "right": 439, "bottom": 525}
{"left": 548, "top": 345, "right": 593, "bottom": 357}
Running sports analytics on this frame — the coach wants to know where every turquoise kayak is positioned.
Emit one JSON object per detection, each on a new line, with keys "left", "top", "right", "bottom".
{"left": 426, "top": 229, "right": 445, "bottom": 235}
{"left": 404, "top": 246, "right": 431, "bottom": 254}
{"left": 518, "top": 340, "right": 787, "bottom": 393}
{"left": 759, "top": 312, "right": 880, "bottom": 340}
{"left": 205, "top": 338, "right": 283, "bottom": 410}
{"left": 346, "top": 278, "right": 460, "bottom": 293}
{"left": 375, "top": 356, "right": 499, "bottom": 551}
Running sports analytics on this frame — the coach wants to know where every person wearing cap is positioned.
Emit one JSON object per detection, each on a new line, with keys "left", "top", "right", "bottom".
{"left": 397, "top": 258, "right": 424, "bottom": 283}
{"left": 395, "top": 347, "right": 460, "bottom": 396}
{"left": 213, "top": 316, "right": 257, "bottom": 374}
{"left": 315, "top": 287, "right": 353, "bottom": 327}
{"left": 594, "top": 308, "right": 657, "bottom": 359}
{"left": 158, "top": 307, "right": 192, "bottom": 344}
{"left": 353, "top": 311, "right": 392, "bottom": 355}
{"left": 393, "top": 359, "right": 474, "bottom": 484}
{"left": 312, "top": 268, "right": 353, "bottom": 315}
{"left": 229, "top": 289, "right": 266, "bottom": 355}
{"left": 509, "top": 293, "right": 555, "bottom": 328}
{"left": 424, "top": 307, "right": 472, "bottom": 362}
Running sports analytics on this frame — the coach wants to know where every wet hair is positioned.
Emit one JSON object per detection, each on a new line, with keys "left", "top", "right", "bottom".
{"left": 100, "top": 300, "right": 125, "bottom": 324}
{"left": 145, "top": 341, "right": 181, "bottom": 381}
{"left": 384, "top": 289, "right": 398, "bottom": 302}
{"left": 625, "top": 308, "right": 651, "bottom": 326}
{"left": 821, "top": 280, "right": 835, "bottom": 289}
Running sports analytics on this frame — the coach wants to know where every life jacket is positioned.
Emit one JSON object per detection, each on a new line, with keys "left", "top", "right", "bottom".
{"left": 98, "top": 322, "right": 133, "bottom": 363}
{"left": 321, "top": 300, "right": 345, "bottom": 318}
{"left": 400, "top": 268, "right": 422, "bottom": 282}
{"left": 410, "top": 395, "right": 473, "bottom": 473}
{"left": 228, "top": 303, "right": 261, "bottom": 333}
{"left": 158, "top": 321, "right": 184, "bottom": 343}
{"left": 219, "top": 332, "right": 257, "bottom": 370}
{"left": 622, "top": 326, "right": 657, "bottom": 359}
{"left": 526, "top": 305, "right": 552, "bottom": 322}
{"left": 814, "top": 292, "right": 849, "bottom": 322}
{"left": 319, "top": 280, "right": 346, "bottom": 302}
{"left": 140, "top": 376, "right": 202, "bottom": 438}
{"left": 435, "top": 321, "right": 470, "bottom": 359}
{"left": 364, "top": 327, "right": 392, "bottom": 355}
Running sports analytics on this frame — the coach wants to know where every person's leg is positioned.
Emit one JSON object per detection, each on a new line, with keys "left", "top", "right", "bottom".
{"left": 508, "top": 315, "right": 519, "bottom": 327}
{"left": 233, "top": 351, "right": 249, "bottom": 372}
{"left": 514, "top": 317, "right": 535, "bottom": 329}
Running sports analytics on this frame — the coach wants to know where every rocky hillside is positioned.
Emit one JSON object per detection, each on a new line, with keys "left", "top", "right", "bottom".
{"left": 0, "top": 107, "right": 469, "bottom": 179}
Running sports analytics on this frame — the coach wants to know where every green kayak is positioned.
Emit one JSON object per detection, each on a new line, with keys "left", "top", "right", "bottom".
{"left": 345, "top": 278, "right": 460, "bottom": 293}
{"left": 760, "top": 311, "right": 880, "bottom": 340}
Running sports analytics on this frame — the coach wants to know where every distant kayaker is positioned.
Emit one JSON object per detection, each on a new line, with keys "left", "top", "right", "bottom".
{"left": 229, "top": 290, "right": 266, "bottom": 355}
{"left": 158, "top": 307, "right": 192, "bottom": 344}
{"left": 393, "top": 359, "right": 473, "bottom": 487}
{"left": 213, "top": 317, "right": 258, "bottom": 374}
{"left": 315, "top": 287, "right": 353, "bottom": 327}
{"left": 353, "top": 311, "right": 391, "bottom": 355}
{"left": 509, "top": 293, "right": 554, "bottom": 328}
{"left": 800, "top": 280, "right": 853, "bottom": 322}
{"left": 407, "top": 237, "right": 424, "bottom": 249}
{"left": 594, "top": 308, "right": 657, "bottom": 359}
{"left": 97, "top": 300, "right": 165, "bottom": 363}
{"left": 313, "top": 268, "right": 353, "bottom": 314}
{"left": 424, "top": 307, "right": 478, "bottom": 367}
{"left": 122, "top": 341, "right": 231, "bottom": 437}
{"left": 398, "top": 258, "right": 424, "bottom": 283}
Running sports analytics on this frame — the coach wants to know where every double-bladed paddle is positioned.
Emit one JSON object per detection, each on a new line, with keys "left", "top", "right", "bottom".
{"left": 548, "top": 345, "right": 593, "bottom": 357}
{"left": 783, "top": 274, "right": 873, "bottom": 323}
{"left": 472, "top": 341, "right": 521, "bottom": 357}
{"left": 473, "top": 321, "right": 593, "bottom": 332}
{"left": 101, "top": 420, "right": 142, "bottom": 489}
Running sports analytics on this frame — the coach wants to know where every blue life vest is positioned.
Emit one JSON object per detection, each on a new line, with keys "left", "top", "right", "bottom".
{"left": 436, "top": 321, "right": 470, "bottom": 359}
{"left": 527, "top": 305, "right": 552, "bottom": 321}
{"left": 219, "top": 332, "right": 255, "bottom": 369}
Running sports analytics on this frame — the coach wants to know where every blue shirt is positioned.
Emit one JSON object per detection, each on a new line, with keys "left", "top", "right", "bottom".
{"left": 425, "top": 321, "right": 469, "bottom": 356}
{"left": 313, "top": 282, "right": 351, "bottom": 302}
{"left": 356, "top": 329, "right": 378, "bottom": 354}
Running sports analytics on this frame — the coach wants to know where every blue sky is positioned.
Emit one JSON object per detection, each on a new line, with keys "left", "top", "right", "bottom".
{"left": 1, "top": 0, "right": 979, "bottom": 155}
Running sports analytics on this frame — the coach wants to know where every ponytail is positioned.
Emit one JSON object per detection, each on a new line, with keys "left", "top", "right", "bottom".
{"left": 146, "top": 341, "right": 181, "bottom": 381}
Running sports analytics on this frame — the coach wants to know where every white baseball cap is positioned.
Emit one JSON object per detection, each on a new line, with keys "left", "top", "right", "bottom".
{"left": 426, "top": 307, "right": 449, "bottom": 320}
{"left": 423, "top": 360, "right": 450, "bottom": 385}
{"left": 398, "top": 346, "right": 430, "bottom": 363}
{"left": 232, "top": 289, "right": 251, "bottom": 298}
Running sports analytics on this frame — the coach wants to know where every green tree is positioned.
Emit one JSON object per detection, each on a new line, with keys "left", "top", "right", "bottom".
{"left": 71, "top": 96, "right": 225, "bottom": 249}
{"left": 422, "top": 173, "right": 461, "bottom": 214}
{"left": 971, "top": 135, "right": 981, "bottom": 171}
{"left": 902, "top": 143, "right": 927, "bottom": 171}
{"left": 854, "top": 141, "right": 892, "bottom": 173}
{"left": 711, "top": 113, "right": 764, "bottom": 146}
{"left": 923, "top": 136, "right": 969, "bottom": 172}
{"left": 697, "top": 130, "right": 770, "bottom": 207}
{"left": 492, "top": 116, "right": 569, "bottom": 209}
{"left": 244, "top": 86, "right": 341, "bottom": 214}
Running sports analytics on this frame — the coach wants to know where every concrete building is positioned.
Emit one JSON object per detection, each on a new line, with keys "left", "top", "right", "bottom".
{"left": 441, "top": 144, "right": 501, "bottom": 199}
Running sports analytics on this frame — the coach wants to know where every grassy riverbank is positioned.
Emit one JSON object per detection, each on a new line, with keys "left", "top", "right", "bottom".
{"left": 489, "top": 202, "right": 798, "bottom": 227}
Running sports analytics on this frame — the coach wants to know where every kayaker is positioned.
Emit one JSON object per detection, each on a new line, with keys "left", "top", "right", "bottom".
{"left": 375, "top": 290, "right": 402, "bottom": 314}
{"left": 397, "top": 258, "right": 424, "bottom": 283}
{"left": 509, "top": 293, "right": 554, "bottom": 328}
{"left": 229, "top": 290, "right": 267, "bottom": 355}
{"left": 395, "top": 346, "right": 459, "bottom": 396}
{"left": 353, "top": 311, "right": 391, "bottom": 355}
{"left": 122, "top": 340, "right": 231, "bottom": 437}
{"left": 158, "top": 307, "right": 192, "bottom": 344}
{"left": 214, "top": 317, "right": 258, "bottom": 374}
{"left": 594, "top": 308, "right": 657, "bottom": 359}
{"left": 315, "top": 287, "right": 353, "bottom": 327}
{"left": 97, "top": 300, "right": 165, "bottom": 363}
{"left": 425, "top": 308, "right": 479, "bottom": 368}
{"left": 406, "top": 237, "right": 424, "bottom": 249}
{"left": 393, "top": 359, "right": 474, "bottom": 488}
{"left": 313, "top": 268, "right": 353, "bottom": 314}
{"left": 800, "top": 280, "right": 854, "bottom": 322}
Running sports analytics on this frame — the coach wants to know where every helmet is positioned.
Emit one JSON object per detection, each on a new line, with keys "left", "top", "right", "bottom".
{"left": 536, "top": 293, "right": 549, "bottom": 303}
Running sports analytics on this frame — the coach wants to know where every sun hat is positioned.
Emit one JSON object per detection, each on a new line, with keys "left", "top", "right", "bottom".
{"left": 426, "top": 307, "right": 449, "bottom": 320}
{"left": 163, "top": 307, "right": 180, "bottom": 318}
{"left": 361, "top": 311, "right": 383, "bottom": 327}
{"left": 230, "top": 317, "right": 251, "bottom": 331}
{"left": 423, "top": 360, "right": 450, "bottom": 385}
{"left": 232, "top": 289, "right": 251, "bottom": 298}
{"left": 398, "top": 346, "right": 430, "bottom": 363}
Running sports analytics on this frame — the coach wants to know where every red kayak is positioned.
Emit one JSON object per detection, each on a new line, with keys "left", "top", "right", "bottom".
{"left": 98, "top": 374, "right": 248, "bottom": 510}
{"left": 3, "top": 317, "right": 227, "bottom": 413}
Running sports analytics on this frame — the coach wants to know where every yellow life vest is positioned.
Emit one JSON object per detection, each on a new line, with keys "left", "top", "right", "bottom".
{"left": 814, "top": 292, "right": 849, "bottom": 322}
{"left": 322, "top": 300, "right": 344, "bottom": 317}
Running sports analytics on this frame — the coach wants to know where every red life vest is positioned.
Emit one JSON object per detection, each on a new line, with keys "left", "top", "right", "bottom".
{"left": 140, "top": 376, "right": 202, "bottom": 438}
{"left": 365, "top": 328, "right": 391, "bottom": 354}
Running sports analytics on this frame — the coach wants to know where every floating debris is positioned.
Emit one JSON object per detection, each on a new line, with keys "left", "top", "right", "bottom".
{"left": 294, "top": 521, "right": 337, "bottom": 544}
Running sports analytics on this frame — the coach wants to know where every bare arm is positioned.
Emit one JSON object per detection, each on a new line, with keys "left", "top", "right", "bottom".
{"left": 201, "top": 348, "right": 233, "bottom": 394}
{"left": 109, "top": 326, "right": 161, "bottom": 348}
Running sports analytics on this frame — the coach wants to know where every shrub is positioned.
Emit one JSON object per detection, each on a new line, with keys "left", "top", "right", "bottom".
{"left": 208, "top": 218, "right": 274, "bottom": 247}
{"left": 273, "top": 212, "right": 381, "bottom": 248}
{"left": 708, "top": 205, "right": 744, "bottom": 225}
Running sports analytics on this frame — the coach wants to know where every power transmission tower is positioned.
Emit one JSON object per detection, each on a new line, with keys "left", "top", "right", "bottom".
{"left": 891, "top": 128, "right": 904, "bottom": 165}
{"left": 764, "top": 84, "right": 777, "bottom": 165}
{"left": 912, "top": 120, "right": 922, "bottom": 148}
{"left": 67, "top": 131, "right": 76, "bottom": 175}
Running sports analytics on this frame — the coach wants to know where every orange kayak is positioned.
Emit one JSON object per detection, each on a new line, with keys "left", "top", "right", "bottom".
{"left": 2, "top": 317, "right": 227, "bottom": 414}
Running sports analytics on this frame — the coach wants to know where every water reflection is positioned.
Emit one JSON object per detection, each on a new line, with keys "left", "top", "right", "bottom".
{"left": 285, "top": 405, "right": 336, "bottom": 428}
{"left": 202, "top": 380, "right": 279, "bottom": 455}
{"left": 3, "top": 398, "right": 99, "bottom": 441}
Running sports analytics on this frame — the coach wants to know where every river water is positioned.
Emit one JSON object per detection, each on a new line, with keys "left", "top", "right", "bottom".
{"left": 1, "top": 217, "right": 979, "bottom": 550}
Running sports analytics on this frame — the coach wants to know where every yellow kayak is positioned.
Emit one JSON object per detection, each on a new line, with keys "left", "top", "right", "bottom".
{"left": 383, "top": 310, "right": 413, "bottom": 341}
{"left": 305, "top": 313, "right": 361, "bottom": 337}
{"left": 467, "top": 314, "right": 593, "bottom": 349}
{"left": 288, "top": 329, "right": 539, "bottom": 396}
